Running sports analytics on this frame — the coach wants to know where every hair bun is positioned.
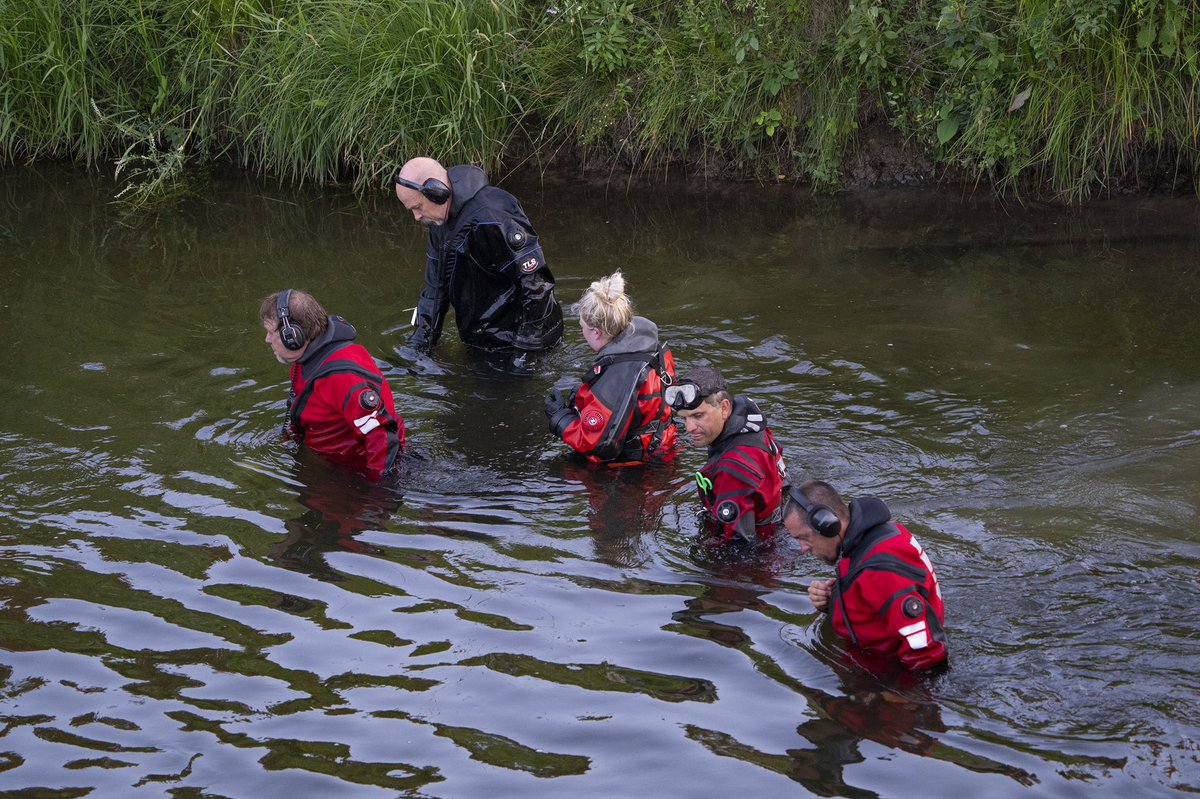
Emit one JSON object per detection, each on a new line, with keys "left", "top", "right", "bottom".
{"left": 599, "top": 271, "right": 625, "bottom": 302}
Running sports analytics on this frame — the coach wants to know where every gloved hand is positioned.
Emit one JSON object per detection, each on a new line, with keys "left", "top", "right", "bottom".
{"left": 406, "top": 326, "right": 433, "bottom": 356}
{"left": 543, "top": 391, "right": 565, "bottom": 418}
{"left": 545, "top": 391, "right": 577, "bottom": 437}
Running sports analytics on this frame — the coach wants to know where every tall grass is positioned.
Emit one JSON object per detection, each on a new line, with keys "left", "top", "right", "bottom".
{"left": 225, "top": 0, "right": 522, "bottom": 189}
{"left": 932, "top": 0, "right": 1200, "bottom": 197}
{"left": 1, "top": 0, "right": 1195, "bottom": 201}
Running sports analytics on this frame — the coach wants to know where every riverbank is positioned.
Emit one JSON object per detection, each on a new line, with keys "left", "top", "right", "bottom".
{"left": 3, "top": 0, "right": 1196, "bottom": 203}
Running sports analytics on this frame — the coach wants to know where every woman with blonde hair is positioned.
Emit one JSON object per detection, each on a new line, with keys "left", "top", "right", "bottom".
{"left": 544, "top": 272, "right": 676, "bottom": 463}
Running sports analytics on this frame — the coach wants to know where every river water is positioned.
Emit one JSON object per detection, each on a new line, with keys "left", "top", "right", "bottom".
{"left": 1, "top": 164, "right": 1198, "bottom": 797}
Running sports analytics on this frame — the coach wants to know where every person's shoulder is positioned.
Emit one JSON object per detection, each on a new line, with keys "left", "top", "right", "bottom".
{"left": 866, "top": 523, "right": 926, "bottom": 562}
{"left": 326, "top": 341, "right": 384, "bottom": 370}
{"left": 476, "top": 183, "right": 525, "bottom": 213}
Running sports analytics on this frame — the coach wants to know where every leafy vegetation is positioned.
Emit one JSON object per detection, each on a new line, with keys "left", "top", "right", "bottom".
{"left": 1, "top": 0, "right": 1195, "bottom": 202}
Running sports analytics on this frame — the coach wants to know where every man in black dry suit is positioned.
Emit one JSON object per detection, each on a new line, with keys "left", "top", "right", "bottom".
{"left": 393, "top": 157, "right": 563, "bottom": 360}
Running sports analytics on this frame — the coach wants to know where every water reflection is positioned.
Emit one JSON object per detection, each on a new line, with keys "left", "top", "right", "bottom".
{"left": 556, "top": 460, "right": 678, "bottom": 567}
{"left": 1, "top": 165, "right": 1198, "bottom": 796}
{"left": 268, "top": 453, "right": 403, "bottom": 585}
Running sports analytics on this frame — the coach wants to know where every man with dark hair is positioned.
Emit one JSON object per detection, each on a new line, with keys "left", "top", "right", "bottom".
{"left": 784, "top": 480, "right": 947, "bottom": 671}
{"left": 667, "top": 366, "right": 786, "bottom": 544}
{"left": 259, "top": 289, "right": 404, "bottom": 480}
{"left": 393, "top": 156, "right": 563, "bottom": 360}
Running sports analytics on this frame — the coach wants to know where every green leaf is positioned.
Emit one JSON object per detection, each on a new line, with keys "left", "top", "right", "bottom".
{"left": 937, "top": 116, "right": 959, "bottom": 144}
{"left": 1137, "top": 22, "right": 1156, "bottom": 50}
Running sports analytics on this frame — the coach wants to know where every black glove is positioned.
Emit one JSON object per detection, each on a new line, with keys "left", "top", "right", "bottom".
{"left": 406, "top": 326, "right": 433, "bottom": 356}
{"left": 543, "top": 391, "right": 565, "bottom": 418}
{"left": 544, "top": 391, "right": 578, "bottom": 437}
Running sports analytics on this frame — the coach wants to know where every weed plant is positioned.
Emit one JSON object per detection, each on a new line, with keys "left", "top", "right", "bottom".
{"left": 1, "top": 0, "right": 1195, "bottom": 202}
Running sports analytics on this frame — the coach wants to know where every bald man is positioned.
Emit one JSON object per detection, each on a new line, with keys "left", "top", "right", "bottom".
{"left": 393, "top": 158, "right": 563, "bottom": 359}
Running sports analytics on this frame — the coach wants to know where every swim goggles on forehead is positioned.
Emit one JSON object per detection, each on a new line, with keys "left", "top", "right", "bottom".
{"left": 664, "top": 381, "right": 705, "bottom": 411}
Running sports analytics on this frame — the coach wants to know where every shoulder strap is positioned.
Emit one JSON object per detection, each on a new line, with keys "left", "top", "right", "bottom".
{"left": 584, "top": 348, "right": 661, "bottom": 386}
{"left": 592, "top": 361, "right": 651, "bottom": 461}
{"left": 831, "top": 524, "right": 922, "bottom": 644}
{"left": 289, "top": 345, "right": 383, "bottom": 432}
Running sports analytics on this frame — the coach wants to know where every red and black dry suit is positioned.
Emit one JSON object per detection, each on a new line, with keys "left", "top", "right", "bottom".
{"left": 828, "top": 496, "right": 947, "bottom": 671}
{"left": 407, "top": 165, "right": 564, "bottom": 354}
{"left": 289, "top": 316, "right": 405, "bottom": 481}
{"left": 549, "top": 316, "right": 677, "bottom": 463}
{"left": 696, "top": 396, "right": 786, "bottom": 544}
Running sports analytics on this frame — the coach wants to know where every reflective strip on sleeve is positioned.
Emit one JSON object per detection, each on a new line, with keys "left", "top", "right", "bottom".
{"left": 354, "top": 413, "right": 381, "bottom": 435}
{"left": 898, "top": 620, "right": 930, "bottom": 650}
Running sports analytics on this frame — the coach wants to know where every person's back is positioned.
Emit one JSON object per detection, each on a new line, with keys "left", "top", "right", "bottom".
{"left": 547, "top": 272, "right": 675, "bottom": 463}
{"left": 288, "top": 317, "right": 404, "bottom": 478}
{"left": 833, "top": 497, "right": 945, "bottom": 670}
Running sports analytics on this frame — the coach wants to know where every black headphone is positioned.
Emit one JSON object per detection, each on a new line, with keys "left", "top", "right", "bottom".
{"left": 276, "top": 289, "right": 306, "bottom": 351}
{"left": 392, "top": 173, "right": 451, "bottom": 205}
{"left": 786, "top": 485, "right": 843, "bottom": 538}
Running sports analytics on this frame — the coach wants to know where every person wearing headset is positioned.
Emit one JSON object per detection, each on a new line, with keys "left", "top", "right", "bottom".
{"left": 260, "top": 289, "right": 405, "bottom": 481}
{"left": 667, "top": 366, "right": 787, "bottom": 545}
{"left": 393, "top": 157, "right": 564, "bottom": 361}
{"left": 784, "top": 480, "right": 947, "bottom": 671}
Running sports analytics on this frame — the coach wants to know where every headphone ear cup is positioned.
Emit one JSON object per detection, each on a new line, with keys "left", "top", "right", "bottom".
{"left": 276, "top": 289, "right": 306, "bottom": 351}
{"left": 421, "top": 178, "right": 451, "bottom": 205}
{"left": 279, "top": 319, "right": 305, "bottom": 351}
{"left": 811, "top": 506, "right": 842, "bottom": 538}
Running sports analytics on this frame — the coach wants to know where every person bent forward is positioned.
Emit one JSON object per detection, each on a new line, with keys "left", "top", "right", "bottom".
{"left": 784, "top": 480, "right": 947, "bottom": 671}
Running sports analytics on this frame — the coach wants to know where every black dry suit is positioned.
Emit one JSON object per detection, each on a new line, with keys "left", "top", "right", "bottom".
{"left": 408, "top": 165, "right": 564, "bottom": 354}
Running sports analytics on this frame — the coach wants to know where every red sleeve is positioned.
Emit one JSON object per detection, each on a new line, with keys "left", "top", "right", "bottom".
{"left": 709, "top": 446, "right": 778, "bottom": 542}
{"left": 881, "top": 583, "right": 947, "bottom": 671}
{"left": 708, "top": 467, "right": 759, "bottom": 543}
{"left": 559, "top": 383, "right": 612, "bottom": 456}
{"left": 326, "top": 372, "right": 401, "bottom": 478}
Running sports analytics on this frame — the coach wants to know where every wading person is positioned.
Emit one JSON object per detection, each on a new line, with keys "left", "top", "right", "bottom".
{"left": 393, "top": 157, "right": 563, "bottom": 362}
{"left": 784, "top": 480, "right": 947, "bottom": 671}
{"left": 544, "top": 271, "right": 676, "bottom": 463}
{"left": 260, "top": 289, "right": 405, "bottom": 481}
{"left": 668, "top": 366, "right": 786, "bottom": 544}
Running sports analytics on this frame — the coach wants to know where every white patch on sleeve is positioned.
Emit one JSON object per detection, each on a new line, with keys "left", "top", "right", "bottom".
{"left": 898, "top": 620, "right": 929, "bottom": 650}
{"left": 354, "top": 413, "right": 381, "bottom": 435}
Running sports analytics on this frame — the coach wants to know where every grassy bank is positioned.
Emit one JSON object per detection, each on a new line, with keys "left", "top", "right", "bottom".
{"left": 2, "top": 0, "right": 1196, "bottom": 201}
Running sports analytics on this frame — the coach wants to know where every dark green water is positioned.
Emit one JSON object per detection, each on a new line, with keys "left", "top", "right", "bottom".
{"left": 1, "top": 164, "right": 1198, "bottom": 797}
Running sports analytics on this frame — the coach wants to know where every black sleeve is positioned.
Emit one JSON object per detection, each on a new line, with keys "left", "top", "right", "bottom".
{"left": 513, "top": 254, "right": 563, "bottom": 351}
{"left": 493, "top": 217, "right": 563, "bottom": 351}
{"left": 407, "top": 236, "right": 450, "bottom": 354}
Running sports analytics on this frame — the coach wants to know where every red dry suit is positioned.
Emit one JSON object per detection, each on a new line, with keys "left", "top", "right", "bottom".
{"left": 695, "top": 396, "right": 786, "bottom": 543}
{"left": 551, "top": 316, "right": 676, "bottom": 463}
{"left": 829, "top": 496, "right": 948, "bottom": 671}
{"left": 288, "top": 316, "right": 405, "bottom": 480}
